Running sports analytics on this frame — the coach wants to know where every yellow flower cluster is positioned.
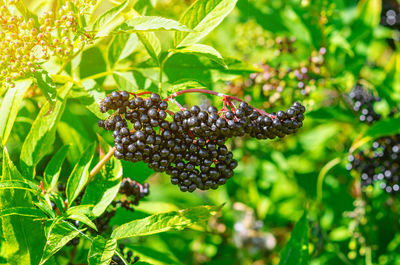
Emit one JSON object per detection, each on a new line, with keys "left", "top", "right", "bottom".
{"left": 0, "top": 0, "right": 95, "bottom": 87}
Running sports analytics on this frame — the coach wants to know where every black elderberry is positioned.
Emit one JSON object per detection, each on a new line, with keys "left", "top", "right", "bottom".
{"left": 348, "top": 84, "right": 381, "bottom": 124}
{"left": 99, "top": 91, "right": 305, "bottom": 192}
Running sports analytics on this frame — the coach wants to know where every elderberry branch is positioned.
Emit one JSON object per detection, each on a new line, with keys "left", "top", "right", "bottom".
{"left": 165, "top": 88, "right": 273, "bottom": 117}
{"left": 89, "top": 147, "right": 116, "bottom": 178}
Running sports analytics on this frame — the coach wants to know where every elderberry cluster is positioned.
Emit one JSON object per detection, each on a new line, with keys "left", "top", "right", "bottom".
{"left": 98, "top": 91, "right": 305, "bottom": 192}
{"left": 348, "top": 84, "right": 381, "bottom": 124}
{"left": 114, "top": 178, "right": 150, "bottom": 211}
{"left": 347, "top": 135, "right": 400, "bottom": 194}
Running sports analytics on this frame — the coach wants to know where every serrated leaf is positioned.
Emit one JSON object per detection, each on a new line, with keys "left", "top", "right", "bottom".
{"left": 44, "top": 145, "right": 69, "bottom": 192}
{"left": 93, "top": 0, "right": 129, "bottom": 37}
{"left": 39, "top": 219, "right": 81, "bottom": 265}
{"left": 66, "top": 145, "right": 95, "bottom": 207}
{"left": 174, "top": 0, "right": 238, "bottom": 47}
{"left": 137, "top": 31, "right": 161, "bottom": 65}
{"left": 0, "top": 79, "right": 32, "bottom": 145}
{"left": 34, "top": 69, "right": 57, "bottom": 105}
{"left": 20, "top": 84, "right": 71, "bottom": 178}
{"left": 108, "top": 33, "right": 139, "bottom": 68}
{"left": 119, "top": 16, "right": 191, "bottom": 32}
{"left": 172, "top": 44, "right": 226, "bottom": 68}
{"left": 0, "top": 180, "right": 40, "bottom": 193}
{"left": 279, "top": 212, "right": 309, "bottom": 265}
{"left": 0, "top": 207, "right": 46, "bottom": 219}
{"left": 111, "top": 205, "right": 220, "bottom": 240}
{"left": 81, "top": 155, "right": 122, "bottom": 217}
{"left": 1, "top": 148, "right": 46, "bottom": 265}
{"left": 88, "top": 236, "right": 117, "bottom": 265}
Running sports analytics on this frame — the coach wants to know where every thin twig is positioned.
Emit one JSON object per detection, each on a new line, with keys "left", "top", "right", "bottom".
{"left": 89, "top": 147, "right": 116, "bottom": 178}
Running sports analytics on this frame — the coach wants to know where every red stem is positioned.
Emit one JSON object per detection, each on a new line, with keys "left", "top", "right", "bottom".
{"left": 135, "top": 91, "right": 153, "bottom": 96}
{"left": 165, "top": 88, "right": 273, "bottom": 117}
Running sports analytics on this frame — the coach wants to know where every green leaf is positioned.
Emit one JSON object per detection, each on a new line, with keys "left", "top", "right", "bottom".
{"left": 119, "top": 16, "right": 191, "bottom": 32}
{"left": 364, "top": 116, "right": 400, "bottom": 138}
{"left": 0, "top": 207, "right": 46, "bottom": 219}
{"left": 108, "top": 33, "right": 139, "bottom": 68}
{"left": 57, "top": 121, "right": 90, "bottom": 164}
{"left": 80, "top": 47, "right": 107, "bottom": 85}
{"left": 34, "top": 201, "right": 56, "bottom": 219}
{"left": 0, "top": 180, "right": 40, "bottom": 193}
{"left": 111, "top": 205, "right": 220, "bottom": 240}
{"left": 113, "top": 71, "right": 140, "bottom": 92}
{"left": 279, "top": 212, "right": 309, "bottom": 265}
{"left": 81, "top": 155, "right": 122, "bottom": 217}
{"left": 34, "top": 69, "right": 57, "bottom": 105}
{"left": 44, "top": 145, "right": 69, "bottom": 192}
{"left": 92, "top": 0, "right": 130, "bottom": 37}
{"left": 350, "top": 117, "right": 400, "bottom": 152}
{"left": 39, "top": 219, "right": 81, "bottom": 265}
{"left": 137, "top": 31, "right": 161, "bottom": 65}
{"left": 67, "top": 213, "right": 97, "bottom": 231}
{"left": 356, "top": 0, "right": 382, "bottom": 28}
{"left": 174, "top": 0, "right": 238, "bottom": 47}
{"left": 65, "top": 205, "right": 93, "bottom": 217}
{"left": 88, "top": 236, "right": 117, "bottom": 265}
{"left": 80, "top": 79, "right": 108, "bottom": 119}
{"left": 171, "top": 44, "right": 226, "bottom": 68}
{"left": 66, "top": 145, "right": 95, "bottom": 207}
{"left": 20, "top": 84, "right": 71, "bottom": 178}
{"left": 166, "top": 80, "right": 207, "bottom": 94}
{"left": 1, "top": 148, "right": 46, "bottom": 265}
{"left": 0, "top": 79, "right": 32, "bottom": 145}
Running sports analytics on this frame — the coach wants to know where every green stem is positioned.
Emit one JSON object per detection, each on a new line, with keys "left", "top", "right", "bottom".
{"left": 317, "top": 158, "right": 341, "bottom": 204}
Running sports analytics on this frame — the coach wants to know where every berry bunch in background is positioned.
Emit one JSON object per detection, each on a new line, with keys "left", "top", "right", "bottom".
{"left": 380, "top": 0, "right": 400, "bottom": 49}
{"left": 226, "top": 47, "right": 326, "bottom": 107}
{"left": 0, "top": 0, "right": 94, "bottom": 87}
{"left": 347, "top": 84, "right": 381, "bottom": 124}
{"left": 98, "top": 90, "right": 305, "bottom": 192}
{"left": 273, "top": 36, "right": 297, "bottom": 54}
{"left": 381, "top": 0, "right": 400, "bottom": 30}
{"left": 347, "top": 134, "right": 400, "bottom": 194}
{"left": 114, "top": 178, "right": 150, "bottom": 211}
{"left": 111, "top": 244, "right": 140, "bottom": 265}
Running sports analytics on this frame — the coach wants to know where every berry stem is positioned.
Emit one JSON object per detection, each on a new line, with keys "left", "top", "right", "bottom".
{"left": 134, "top": 91, "right": 153, "bottom": 96}
{"left": 89, "top": 147, "right": 116, "bottom": 178}
{"left": 165, "top": 88, "right": 273, "bottom": 117}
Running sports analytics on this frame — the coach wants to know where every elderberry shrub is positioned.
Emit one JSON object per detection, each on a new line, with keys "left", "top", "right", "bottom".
{"left": 347, "top": 134, "right": 400, "bottom": 194}
{"left": 98, "top": 91, "right": 305, "bottom": 192}
{"left": 348, "top": 84, "right": 381, "bottom": 124}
